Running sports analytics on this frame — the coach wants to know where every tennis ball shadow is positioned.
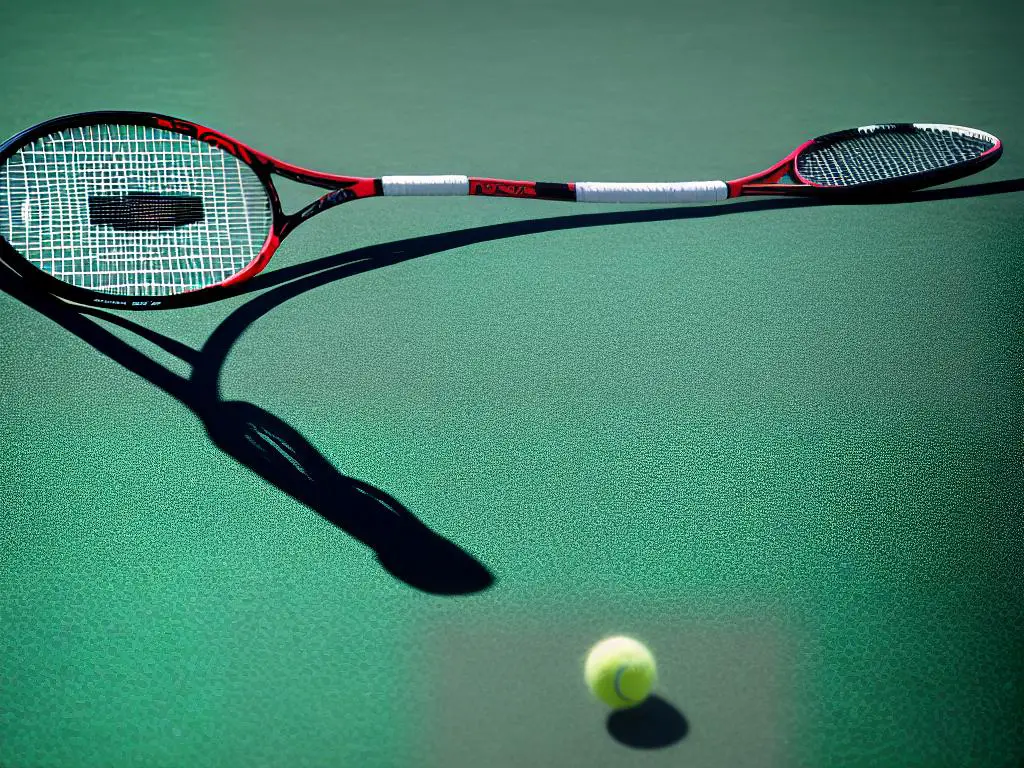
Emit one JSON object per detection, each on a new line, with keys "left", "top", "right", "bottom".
{"left": 606, "top": 695, "right": 688, "bottom": 749}
{"left": 202, "top": 400, "right": 493, "bottom": 596}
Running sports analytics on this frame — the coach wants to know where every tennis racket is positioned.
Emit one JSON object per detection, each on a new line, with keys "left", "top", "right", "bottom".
{"left": 0, "top": 111, "right": 1002, "bottom": 310}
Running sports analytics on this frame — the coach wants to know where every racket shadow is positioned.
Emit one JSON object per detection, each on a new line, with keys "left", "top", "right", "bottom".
{"left": 0, "top": 263, "right": 493, "bottom": 596}
{"left": 2, "top": 177, "right": 1018, "bottom": 594}
{"left": 201, "top": 400, "right": 494, "bottom": 595}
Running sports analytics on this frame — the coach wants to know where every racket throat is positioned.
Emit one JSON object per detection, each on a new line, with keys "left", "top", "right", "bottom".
{"left": 291, "top": 187, "right": 357, "bottom": 223}
{"left": 278, "top": 178, "right": 379, "bottom": 237}
{"left": 728, "top": 142, "right": 816, "bottom": 197}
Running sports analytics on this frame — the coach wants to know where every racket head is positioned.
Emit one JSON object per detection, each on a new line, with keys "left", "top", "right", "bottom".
{"left": 0, "top": 111, "right": 287, "bottom": 309}
{"left": 731, "top": 123, "right": 1002, "bottom": 198}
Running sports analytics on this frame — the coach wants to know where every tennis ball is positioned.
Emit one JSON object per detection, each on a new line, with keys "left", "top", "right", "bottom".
{"left": 584, "top": 635, "right": 657, "bottom": 709}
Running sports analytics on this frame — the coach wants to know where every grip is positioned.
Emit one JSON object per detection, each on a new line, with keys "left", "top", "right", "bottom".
{"left": 574, "top": 180, "right": 728, "bottom": 204}
{"left": 381, "top": 175, "right": 469, "bottom": 196}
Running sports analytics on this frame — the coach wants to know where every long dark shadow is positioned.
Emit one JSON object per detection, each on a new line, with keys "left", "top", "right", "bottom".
{"left": 2, "top": 177, "right": 1019, "bottom": 593}
{"left": 0, "top": 261, "right": 493, "bottom": 596}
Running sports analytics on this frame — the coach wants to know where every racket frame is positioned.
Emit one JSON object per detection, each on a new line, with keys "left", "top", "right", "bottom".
{"left": 0, "top": 111, "right": 381, "bottom": 308}
{"left": 729, "top": 124, "right": 1002, "bottom": 198}
{"left": 0, "top": 112, "right": 1004, "bottom": 310}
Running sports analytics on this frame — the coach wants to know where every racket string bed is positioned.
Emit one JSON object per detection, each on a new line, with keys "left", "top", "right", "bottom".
{"left": 0, "top": 124, "right": 272, "bottom": 296}
{"left": 795, "top": 125, "right": 996, "bottom": 187}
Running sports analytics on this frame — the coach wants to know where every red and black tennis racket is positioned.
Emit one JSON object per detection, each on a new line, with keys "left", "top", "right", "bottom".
{"left": 0, "top": 111, "right": 1002, "bottom": 309}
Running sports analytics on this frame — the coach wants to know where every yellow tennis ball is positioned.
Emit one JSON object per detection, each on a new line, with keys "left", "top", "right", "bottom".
{"left": 584, "top": 635, "right": 657, "bottom": 709}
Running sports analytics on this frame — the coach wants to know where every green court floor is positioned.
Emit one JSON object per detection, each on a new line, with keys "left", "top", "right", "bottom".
{"left": 1, "top": 1, "right": 1022, "bottom": 766}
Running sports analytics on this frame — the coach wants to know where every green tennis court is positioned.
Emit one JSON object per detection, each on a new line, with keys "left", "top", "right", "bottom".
{"left": 1, "top": 1, "right": 1022, "bottom": 766}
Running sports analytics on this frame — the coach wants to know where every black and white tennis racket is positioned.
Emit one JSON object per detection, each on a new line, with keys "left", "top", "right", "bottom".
{"left": 0, "top": 111, "right": 1002, "bottom": 309}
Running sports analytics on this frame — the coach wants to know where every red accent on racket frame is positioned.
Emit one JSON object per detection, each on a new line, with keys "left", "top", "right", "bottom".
{"left": 469, "top": 178, "right": 540, "bottom": 198}
{"left": 726, "top": 140, "right": 818, "bottom": 197}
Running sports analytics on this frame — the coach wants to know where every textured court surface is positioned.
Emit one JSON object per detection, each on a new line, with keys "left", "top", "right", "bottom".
{"left": 1, "top": 1, "right": 1022, "bottom": 766}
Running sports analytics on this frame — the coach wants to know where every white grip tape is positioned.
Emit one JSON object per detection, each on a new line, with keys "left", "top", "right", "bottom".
{"left": 381, "top": 175, "right": 469, "bottom": 196}
{"left": 575, "top": 180, "right": 728, "bottom": 204}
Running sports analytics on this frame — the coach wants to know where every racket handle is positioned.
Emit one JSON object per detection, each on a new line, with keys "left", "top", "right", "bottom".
{"left": 574, "top": 180, "right": 728, "bottom": 204}
{"left": 379, "top": 175, "right": 730, "bottom": 204}
{"left": 382, "top": 175, "right": 470, "bottom": 196}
